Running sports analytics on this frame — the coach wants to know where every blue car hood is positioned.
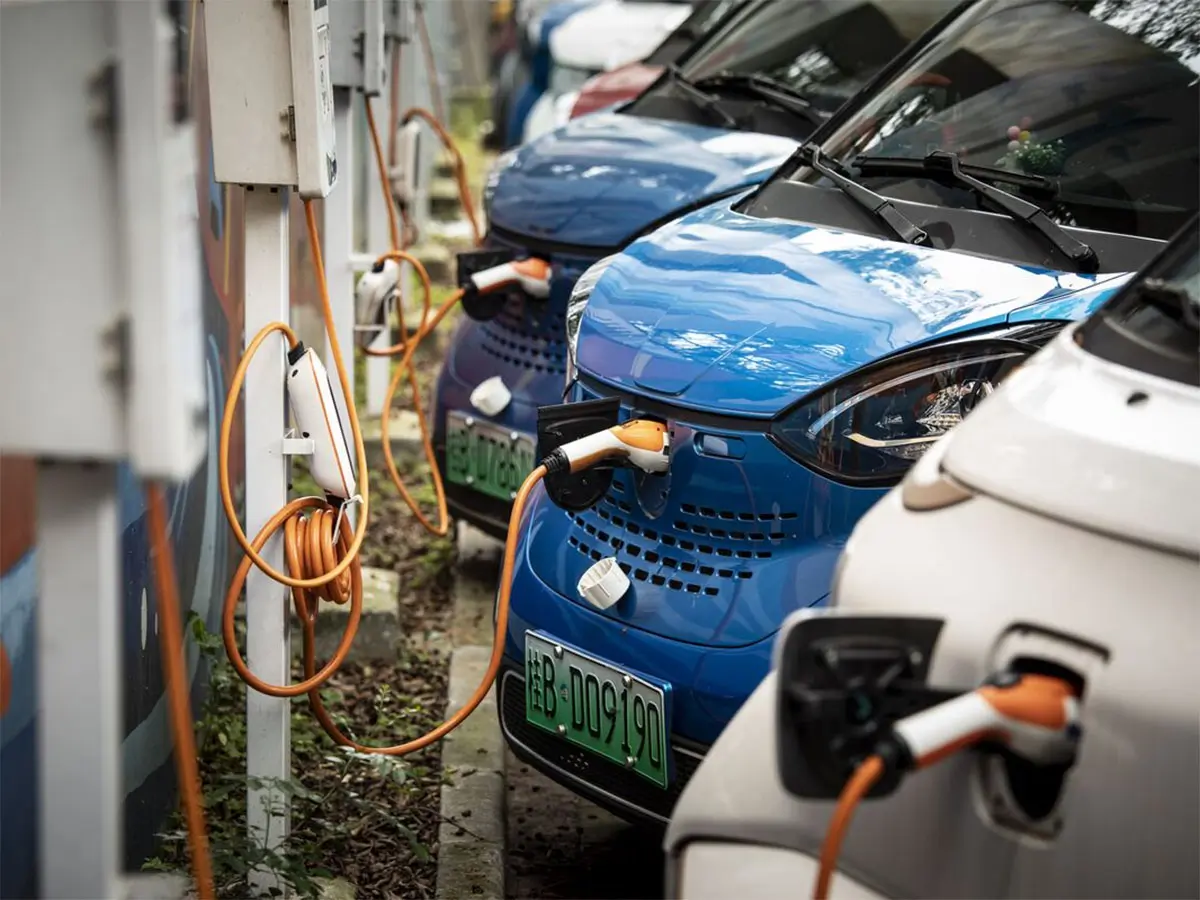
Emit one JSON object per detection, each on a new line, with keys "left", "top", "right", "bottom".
{"left": 487, "top": 112, "right": 798, "bottom": 247}
{"left": 577, "top": 201, "right": 1129, "bottom": 417}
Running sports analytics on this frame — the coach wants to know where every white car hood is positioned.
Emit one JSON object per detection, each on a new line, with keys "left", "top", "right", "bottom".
{"left": 941, "top": 326, "right": 1200, "bottom": 557}
{"left": 550, "top": 0, "right": 692, "bottom": 71}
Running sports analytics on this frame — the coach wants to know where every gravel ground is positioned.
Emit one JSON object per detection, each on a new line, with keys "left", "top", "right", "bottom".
{"left": 505, "top": 750, "right": 664, "bottom": 900}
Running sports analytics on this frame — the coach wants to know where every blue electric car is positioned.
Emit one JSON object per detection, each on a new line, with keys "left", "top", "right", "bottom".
{"left": 497, "top": 0, "right": 1200, "bottom": 824}
{"left": 435, "top": 0, "right": 960, "bottom": 538}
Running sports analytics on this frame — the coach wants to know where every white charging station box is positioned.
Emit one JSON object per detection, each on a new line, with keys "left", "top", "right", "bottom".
{"left": 204, "top": 0, "right": 337, "bottom": 196}
{"left": 0, "top": 0, "right": 206, "bottom": 480}
{"left": 330, "top": 0, "right": 388, "bottom": 96}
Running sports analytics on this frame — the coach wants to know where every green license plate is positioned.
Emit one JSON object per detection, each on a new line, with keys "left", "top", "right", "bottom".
{"left": 524, "top": 631, "right": 671, "bottom": 789}
{"left": 444, "top": 411, "right": 535, "bottom": 502}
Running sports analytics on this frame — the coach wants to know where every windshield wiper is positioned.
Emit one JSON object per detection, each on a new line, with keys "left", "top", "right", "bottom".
{"left": 853, "top": 151, "right": 1098, "bottom": 273}
{"left": 664, "top": 65, "right": 738, "bottom": 129}
{"left": 1135, "top": 278, "right": 1200, "bottom": 330}
{"left": 854, "top": 153, "right": 1060, "bottom": 199}
{"left": 695, "top": 72, "right": 826, "bottom": 129}
{"left": 800, "top": 144, "right": 931, "bottom": 247}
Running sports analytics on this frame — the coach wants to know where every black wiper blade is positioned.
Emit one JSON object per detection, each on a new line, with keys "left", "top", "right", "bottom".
{"left": 853, "top": 154, "right": 1060, "bottom": 199}
{"left": 800, "top": 144, "right": 931, "bottom": 247}
{"left": 695, "top": 72, "right": 825, "bottom": 129}
{"left": 855, "top": 151, "right": 1099, "bottom": 273}
{"left": 1135, "top": 278, "right": 1200, "bottom": 331}
{"left": 664, "top": 65, "right": 738, "bottom": 129}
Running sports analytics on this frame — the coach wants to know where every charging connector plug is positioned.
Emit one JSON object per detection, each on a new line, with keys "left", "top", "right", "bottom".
{"left": 813, "top": 671, "right": 1082, "bottom": 899}
{"left": 542, "top": 419, "right": 670, "bottom": 476}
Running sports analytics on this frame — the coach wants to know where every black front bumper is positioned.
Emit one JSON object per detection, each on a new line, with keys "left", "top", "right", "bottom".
{"left": 497, "top": 663, "right": 708, "bottom": 826}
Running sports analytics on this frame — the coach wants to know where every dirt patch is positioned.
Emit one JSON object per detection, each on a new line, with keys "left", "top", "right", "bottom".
{"left": 505, "top": 751, "right": 664, "bottom": 900}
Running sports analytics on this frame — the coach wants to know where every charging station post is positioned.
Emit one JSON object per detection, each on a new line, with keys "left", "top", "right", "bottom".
{"left": 328, "top": 0, "right": 391, "bottom": 447}
{"left": 204, "top": 0, "right": 339, "bottom": 888}
{"left": 0, "top": 2, "right": 205, "bottom": 896}
{"left": 241, "top": 183, "right": 294, "bottom": 877}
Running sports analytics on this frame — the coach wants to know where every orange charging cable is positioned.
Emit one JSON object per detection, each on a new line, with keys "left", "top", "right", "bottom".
{"left": 812, "top": 755, "right": 885, "bottom": 900}
{"left": 216, "top": 75, "right": 541, "bottom": 753}
{"left": 147, "top": 484, "right": 216, "bottom": 900}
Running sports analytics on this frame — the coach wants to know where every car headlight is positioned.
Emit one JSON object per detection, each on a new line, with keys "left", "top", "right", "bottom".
{"left": 770, "top": 335, "right": 1042, "bottom": 486}
{"left": 565, "top": 254, "right": 617, "bottom": 390}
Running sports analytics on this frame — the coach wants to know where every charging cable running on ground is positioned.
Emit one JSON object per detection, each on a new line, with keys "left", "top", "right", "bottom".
{"left": 812, "top": 671, "right": 1081, "bottom": 900}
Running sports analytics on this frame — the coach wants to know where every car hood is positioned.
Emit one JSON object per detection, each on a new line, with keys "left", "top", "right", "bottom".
{"left": 577, "top": 201, "right": 1129, "bottom": 417}
{"left": 550, "top": 0, "right": 692, "bottom": 71}
{"left": 571, "top": 63, "right": 663, "bottom": 118}
{"left": 488, "top": 112, "right": 798, "bottom": 247}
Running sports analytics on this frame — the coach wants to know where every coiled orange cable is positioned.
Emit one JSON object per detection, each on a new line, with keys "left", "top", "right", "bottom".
{"left": 218, "top": 52, "right": 543, "bottom": 756}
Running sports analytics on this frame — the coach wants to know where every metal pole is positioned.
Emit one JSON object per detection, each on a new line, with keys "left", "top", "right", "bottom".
{"left": 242, "top": 184, "right": 292, "bottom": 893}
{"left": 365, "top": 93, "right": 393, "bottom": 254}
{"left": 327, "top": 87, "right": 356, "bottom": 436}
{"left": 36, "top": 462, "right": 122, "bottom": 900}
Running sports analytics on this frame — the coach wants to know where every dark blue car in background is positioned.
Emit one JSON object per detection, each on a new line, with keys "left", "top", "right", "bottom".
{"left": 434, "top": 0, "right": 960, "bottom": 538}
{"left": 495, "top": 0, "right": 1199, "bottom": 824}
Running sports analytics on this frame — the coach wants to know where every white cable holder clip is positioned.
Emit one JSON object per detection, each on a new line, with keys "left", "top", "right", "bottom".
{"left": 332, "top": 494, "right": 363, "bottom": 544}
{"left": 281, "top": 428, "right": 315, "bottom": 457}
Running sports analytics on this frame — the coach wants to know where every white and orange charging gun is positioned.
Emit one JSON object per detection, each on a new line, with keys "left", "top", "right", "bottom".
{"left": 286, "top": 344, "right": 358, "bottom": 501}
{"left": 467, "top": 257, "right": 552, "bottom": 300}
{"left": 543, "top": 419, "right": 671, "bottom": 475}
{"left": 354, "top": 258, "right": 400, "bottom": 349}
{"left": 814, "top": 671, "right": 1082, "bottom": 899}
{"left": 886, "top": 671, "right": 1081, "bottom": 770}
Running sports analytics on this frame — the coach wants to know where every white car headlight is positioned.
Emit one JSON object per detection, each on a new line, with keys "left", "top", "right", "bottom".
{"left": 565, "top": 254, "right": 618, "bottom": 390}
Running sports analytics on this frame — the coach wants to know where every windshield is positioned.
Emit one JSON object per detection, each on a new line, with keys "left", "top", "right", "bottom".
{"left": 1077, "top": 217, "right": 1200, "bottom": 386}
{"left": 678, "top": 0, "right": 960, "bottom": 113}
{"left": 790, "top": 0, "right": 1200, "bottom": 240}
{"left": 645, "top": 0, "right": 744, "bottom": 66}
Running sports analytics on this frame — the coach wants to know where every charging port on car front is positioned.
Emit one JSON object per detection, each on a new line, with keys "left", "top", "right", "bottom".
{"left": 537, "top": 398, "right": 621, "bottom": 511}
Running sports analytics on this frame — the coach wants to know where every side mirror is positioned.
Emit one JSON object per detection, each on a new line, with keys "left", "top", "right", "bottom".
{"left": 775, "top": 611, "right": 953, "bottom": 801}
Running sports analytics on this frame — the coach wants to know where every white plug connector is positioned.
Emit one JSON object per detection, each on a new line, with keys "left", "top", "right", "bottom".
{"left": 545, "top": 420, "right": 671, "bottom": 476}
{"left": 355, "top": 259, "right": 400, "bottom": 348}
{"left": 469, "top": 258, "right": 551, "bottom": 299}
{"left": 390, "top": 120, "right": 423, "bottom": 208}
{"left": 287, "top": 345, "right": 357, "bottom": 499}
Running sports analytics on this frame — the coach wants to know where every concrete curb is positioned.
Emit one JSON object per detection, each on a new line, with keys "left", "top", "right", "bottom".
{"left": 435, "top": 523, "right": 506, "bottom": 900}
{"left": 361, "top": 409, "right": 424, "bottom": 475}
{"left": 298, "top": 565, "right": 402, "bottom": 663}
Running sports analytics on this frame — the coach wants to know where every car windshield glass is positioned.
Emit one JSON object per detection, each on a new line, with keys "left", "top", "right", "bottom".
{"left": 1077, "top": 218, "right": 1199, "bottom": 386}
{"left": 680, "top": 0, "right": 961, "bottom": 114}
{"left": 646, "top": 0, "right": 745, "bottom": 65}
{"left": 788, "top": 0, "right": 1200, "bottom": 241}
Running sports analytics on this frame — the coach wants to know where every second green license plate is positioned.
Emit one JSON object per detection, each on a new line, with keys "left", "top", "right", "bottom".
{"left": 524, "top": 630, "right": 671, "bottom": 788}
{"left": 444, "top": 410, "right": 535, "bottom": 502}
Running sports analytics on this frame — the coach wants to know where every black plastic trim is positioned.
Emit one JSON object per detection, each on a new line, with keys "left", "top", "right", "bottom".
{"left": 738, "top": 180, "right": 1169, "bottom": 274}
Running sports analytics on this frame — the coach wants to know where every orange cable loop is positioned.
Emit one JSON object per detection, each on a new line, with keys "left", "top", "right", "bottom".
{"left": 217, "top": 42, "right": 539, "bottom": 761}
